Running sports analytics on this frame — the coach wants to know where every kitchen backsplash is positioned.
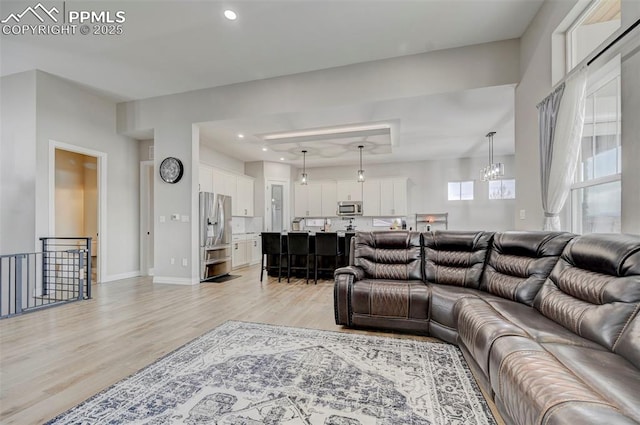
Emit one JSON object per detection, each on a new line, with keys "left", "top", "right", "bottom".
{"left": 232, "top": 216, "right": 263, "bottom": 234}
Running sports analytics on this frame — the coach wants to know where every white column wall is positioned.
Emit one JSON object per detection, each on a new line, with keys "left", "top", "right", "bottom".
{"left": 0, "top": 71, "right": 37, "bottom": 254}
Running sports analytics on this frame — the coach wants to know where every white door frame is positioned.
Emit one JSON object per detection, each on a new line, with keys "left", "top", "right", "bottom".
{"left": 48, "top": 140, "right": 107, "bottom": 283}
{"left": 140, "top": 160, "right": 154, "bottom": 276}
{"left": 265, "top": 179, "right": 290, "bottom": 232}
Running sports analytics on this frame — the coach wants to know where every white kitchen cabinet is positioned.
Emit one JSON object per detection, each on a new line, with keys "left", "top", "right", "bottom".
{"left": 294, "top": 183, "right": 323, "bottom": 217}
{"left": 232, "top": 234, "right": 260, "bottom": 268}
{"left": 336, "top": 181, "right": 362, "bottom": 202}
{"left": 294, "top": 184, "right": 309, "bottom": 217}
{"left": 362, "top": 179, "right": 381, "bottom": 216}
{"left": 250, "top": 235, "right": 261, "bottom": 265}
{"left": 235, "top": 175, "right": 255, "bottom": 217}
{"left": 199, "top": 165, "right": 214, "bottom": 193}
{"left": 206, "top": 166, "right": 254, "bottom": 217}
{"left": 380, "top": 178, "right": 407, "bottom": 216}
{"left": 211, "top": 168, "right": 235, "bottom": 197}
{"left": 321, "top": 182, "right": 337, "bottom": 217}
{"left": 232, "top": 235, "right": 248, "bottom": 268}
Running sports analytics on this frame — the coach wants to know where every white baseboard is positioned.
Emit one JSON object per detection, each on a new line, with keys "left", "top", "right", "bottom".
{"left": 153, "top": 276, "right": 199, "bottom": 285}
{"left": 100, "top": 270, "right": 141, "bottom": 283}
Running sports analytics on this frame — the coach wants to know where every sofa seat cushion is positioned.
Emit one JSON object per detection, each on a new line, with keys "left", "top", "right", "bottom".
{"left": 350, "top": 279, "right": 430, "bottom": 333}
{"left": 429, "top": 284, "right": 482, "bottom": 329}
{"left": 489, "top": 336, "right": 637, "bottom": 425}
{"left": 483, "top": 298, "right": 607, "bottom": 349}
{"left": 541, "top": 342, "right": 640, "bottom": 422}
{"left": 454, "top": 297, "right": 529, "bottom": 377}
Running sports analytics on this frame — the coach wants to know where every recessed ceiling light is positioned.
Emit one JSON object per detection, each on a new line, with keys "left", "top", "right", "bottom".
{"left": 280, "top": 157, "right": 285, "bottom": 161}
{"left": 237, "top": 133, "right": 244, "bottom": 139}
{"left": 224, "top": 9, "right": 237, "bottom": 20}
{"left": 262, "top": 147, "right": 268, "bottom": 151}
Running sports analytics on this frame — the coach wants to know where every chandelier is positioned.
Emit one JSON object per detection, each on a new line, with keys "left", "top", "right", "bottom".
{"left": 480, "top": 131, "right": 504, "bottom": 181}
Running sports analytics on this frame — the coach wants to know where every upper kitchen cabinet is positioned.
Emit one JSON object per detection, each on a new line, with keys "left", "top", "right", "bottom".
{"left": 336, "top": 181, "right": 362, "bottom": 202}
{"left": 235, "top": 175, "right": 254, "bottom": 217}
{"left": 320, "top": 182, "right": 337, "bottom": 217}
{"left": 362, "top": 179, "right": 381, "bottom": 216}
{"left": 380, "top": 178, "right": 407, "bottom": 216}
{"left": 294, "top": 183, "right": 323, "bottom": 217}
{"left": 211, "top": 168, "right": 236, "bottom": 198}
{"left": 201, "top": 164, "right": 255, "bottom": 217}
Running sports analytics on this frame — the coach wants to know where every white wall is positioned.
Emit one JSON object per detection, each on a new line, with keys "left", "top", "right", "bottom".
{"left": 34, "top": 71, "right": 140, "bottom": 280}
{"left": 515, "top": 0, "right": 579, "bottom": 230}
{"left": 200, "top": 144, "right": 244, "bottom": 174}
{"left": 0, "top": 71, "right": 36, "bottom": 254}
{"left": 621, "top": 37, "right": 640, "bottom": 234}
{"left": 301, "top": 155, "right": 516, "bottom": 231}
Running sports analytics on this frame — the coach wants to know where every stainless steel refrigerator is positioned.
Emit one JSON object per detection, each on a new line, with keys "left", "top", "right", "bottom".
{"left": 199, "top": 192, "right": 232, "bottom": 281}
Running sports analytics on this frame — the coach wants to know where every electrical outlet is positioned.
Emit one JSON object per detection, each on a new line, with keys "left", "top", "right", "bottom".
{"left": 181, "top": 215, "right": 189, "bottom": 222}
{"left": 159, "top": 215, "right": 166, "bottom": 223}
{"left": 171, "top": 213, "right": 180, "bottom": 221}
{"left": 519, "top": 209, "right": 526, "bottom": 220}
{"left": 182, "top": 258, "right": 188, "bottom": 267}
{"left": 170, "top": 257, "right": 175, "bottom": 265}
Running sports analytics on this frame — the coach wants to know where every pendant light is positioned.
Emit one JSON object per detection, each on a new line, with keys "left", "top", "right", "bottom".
{"left": 357, "top": 145, "right": 365, "bottom": 183}
{"left": 480, "top": 131, "right": 504, "bottom": 181}
{"left": 301, "top": 150, "right": 308, "bottom": 185}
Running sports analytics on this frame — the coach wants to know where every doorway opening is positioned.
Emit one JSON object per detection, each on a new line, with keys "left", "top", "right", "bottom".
{"left": 265, "top": 179, "right": 290, "bottom": 232}
{"left": 52, "top": 147, "right": 102, "bottom": 282}
{"left": 140, "top": 161, "right": 154, "bottom": 275}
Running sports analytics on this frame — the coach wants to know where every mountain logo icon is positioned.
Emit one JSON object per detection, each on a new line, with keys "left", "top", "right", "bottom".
{"left": 1, "top": 3, "right": 59, "bottom": 24}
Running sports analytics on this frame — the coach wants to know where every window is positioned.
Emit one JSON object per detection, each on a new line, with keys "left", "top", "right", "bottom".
{"left": 448, "top": 181, "right": 474, "bottom": 201}
{"left": 489, "top": 179, "right": 516, "bottom": 200}
{"left": 566, "top": 0, "right": 621, "bottom": 71}
{"left": 570, "top": 57, "right": 621, "bottom": 234}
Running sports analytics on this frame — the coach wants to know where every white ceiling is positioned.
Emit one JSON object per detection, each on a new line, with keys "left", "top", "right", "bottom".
{"left": 1, "top": 0, "right": 541, "bottom": 165}
{"left": 198, "top": 84, "right": 516, "bottom": 166}
{"left": 1, "top": 0, "right": 543, "bottom": 101}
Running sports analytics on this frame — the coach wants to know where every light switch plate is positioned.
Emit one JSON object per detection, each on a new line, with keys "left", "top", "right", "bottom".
{"left": 519, "top": 209, "right": 526, "bottom": 220}
{"left": 159, "top": 215, "right": 166, "bottom": 223}
{"left": 171, "top": 213, "right": 180, "bottom": 221}
{"left": 181, "top": 215, "right": 189, "bottom": 222}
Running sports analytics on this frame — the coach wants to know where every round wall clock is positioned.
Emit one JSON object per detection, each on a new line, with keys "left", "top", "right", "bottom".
{"left": 159, "top": 157, "right": 184, "bottom": 184}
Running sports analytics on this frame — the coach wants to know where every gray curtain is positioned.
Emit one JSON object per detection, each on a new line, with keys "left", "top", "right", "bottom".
{"left": 538, "top": 83, "right": 565, "bottom": 227}
{"left": 537, "top": 66, "right": 588, "bottom": 231}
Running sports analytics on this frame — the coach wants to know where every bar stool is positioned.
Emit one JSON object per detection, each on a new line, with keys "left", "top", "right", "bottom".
{"left": 314, "top": 232, "right": 342, "bottom": 285}
{"left": 343, "top": 232, "right": 356, "bottom": 267}
{"left": 287, "top": 232, "right": 310, "bottom": 284}
{"left": 260, "top": 232, "right": 284, "bottom": 282}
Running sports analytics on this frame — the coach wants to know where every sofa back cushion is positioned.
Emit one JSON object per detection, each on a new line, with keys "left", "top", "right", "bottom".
{"left": 534, "top": 233, "right": 640, "bottom": 352}
{"left": 354, "top": 231, "right": 421, "bottom": 280}
{"left": 481, "top": 231, "right": 575, "bottom": 305}
{"left": 422, "top": 230, "right": 493, "bottom": 288}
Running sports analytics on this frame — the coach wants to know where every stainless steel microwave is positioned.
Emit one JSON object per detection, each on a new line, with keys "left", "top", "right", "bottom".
{"left": 337, "top": 201, "right": 363, "bottom": 216}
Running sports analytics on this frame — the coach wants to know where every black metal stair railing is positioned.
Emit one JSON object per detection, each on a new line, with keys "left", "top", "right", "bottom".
{"left": 0, "top": 237, "right": 92, "bottom": 319}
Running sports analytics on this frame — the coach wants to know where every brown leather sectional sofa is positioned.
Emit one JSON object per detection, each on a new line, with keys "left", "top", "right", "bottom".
{"left": 334, "top": 230, "right": 640, "bottom": 425}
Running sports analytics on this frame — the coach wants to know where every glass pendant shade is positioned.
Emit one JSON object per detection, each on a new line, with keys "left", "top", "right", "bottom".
{"left": 301, "top": 150, "right": 308, "bottom": 185}
{"left": 357, "top": 145, "right": 365, "bottom": 183}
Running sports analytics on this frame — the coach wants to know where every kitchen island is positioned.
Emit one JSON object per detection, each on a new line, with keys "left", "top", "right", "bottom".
{"left": 264, "top": 232, "right": 355, "bottom": 280}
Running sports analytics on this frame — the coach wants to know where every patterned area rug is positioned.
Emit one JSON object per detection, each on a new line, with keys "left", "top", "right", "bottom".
{"left": 47, "top": 321, "right": 496, "bottom": 425}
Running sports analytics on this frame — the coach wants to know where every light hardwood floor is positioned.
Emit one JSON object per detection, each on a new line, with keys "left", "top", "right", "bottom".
{"left": 0, "top": 265, "right": 503, "bottom": 424}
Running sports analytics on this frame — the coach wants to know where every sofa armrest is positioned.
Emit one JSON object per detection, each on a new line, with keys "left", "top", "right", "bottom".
{"left": 334, "top": 266, "right": 365, "bottom": 326}
{"left": 335, "top": 266, "right": 365, "bottom": 281}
